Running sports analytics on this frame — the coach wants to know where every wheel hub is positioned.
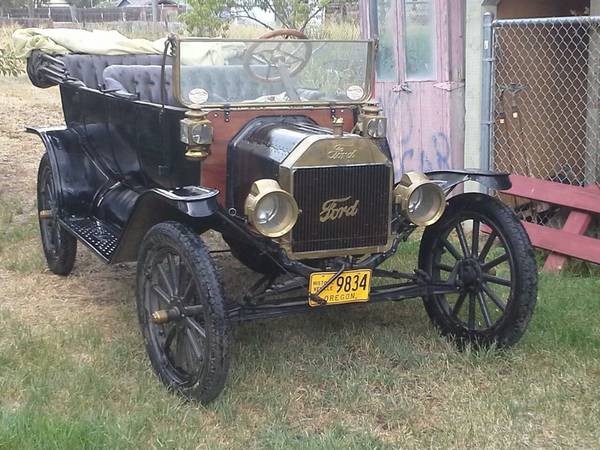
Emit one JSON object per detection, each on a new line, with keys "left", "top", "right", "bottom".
{"left": 152, "top": 294, "right": 185, "bottom": 324}
{"left": 152, "top": 295, "right": 204, "bottom": 324}
{"left": 171, "top": 295, "right": 185, "bottom": 309}
{"left": 456, "top": 258, "right": 483, "bottom": 292}
{"left": 152, "top": 307, "right": 180, "bottom": 324}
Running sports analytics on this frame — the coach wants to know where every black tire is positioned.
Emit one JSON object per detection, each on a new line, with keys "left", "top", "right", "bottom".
{"left": 37, "top": 153, "right": 77, "bottom": 276}
{"left": 419, "top": 193, "right": 537, "bottom": 348}
{"left": 136, "top": 222, "right": 231, "bottom": 404}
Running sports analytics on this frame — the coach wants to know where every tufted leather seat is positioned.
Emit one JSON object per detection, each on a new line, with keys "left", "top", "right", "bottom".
{"left": 59, "top": 54, "right": 171, "bottom": 89}
{"left": 58, "top": 51, "right": 285, "bottom": 106}
{"left": 178, "top": 65, "right": 284, "bottom": 103}
{"left": 102, "top": 65, "right": 284, "bottom": 106}
{"left": 103, "top": 65, "right": 174, "bottom": 104}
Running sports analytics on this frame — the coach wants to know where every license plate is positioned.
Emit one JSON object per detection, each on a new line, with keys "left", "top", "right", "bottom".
{"left": 308, "top": 269, "right": 372, "bottom": 307}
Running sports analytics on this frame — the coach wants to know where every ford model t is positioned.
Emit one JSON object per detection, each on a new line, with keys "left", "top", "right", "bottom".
{"left": 25, "top": 30, "right": 537, "bottom": 403}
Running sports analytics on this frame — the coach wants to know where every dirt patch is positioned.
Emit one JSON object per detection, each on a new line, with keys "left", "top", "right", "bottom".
{"left": 0, "top": 75, "right": 257, "bottom": 334}
{"left": 0, "top": 76, "right": 62, "bottom": 207}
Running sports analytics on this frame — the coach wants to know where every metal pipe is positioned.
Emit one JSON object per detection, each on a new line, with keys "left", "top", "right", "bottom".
{"left": 481, "top": 12, "right": 495, "bottom": 172}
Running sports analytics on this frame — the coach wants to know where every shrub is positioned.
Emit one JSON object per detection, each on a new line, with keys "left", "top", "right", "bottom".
{"left": 0, "top": 24, "right": 25, "bottom": 76}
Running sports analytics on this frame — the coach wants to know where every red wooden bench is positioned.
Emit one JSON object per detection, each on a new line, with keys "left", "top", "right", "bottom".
{"left": 500, "top": 174, "right": 600, "bottom": 271}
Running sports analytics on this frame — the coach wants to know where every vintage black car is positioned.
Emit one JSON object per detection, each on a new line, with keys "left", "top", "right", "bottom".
{"left": 25, "top": 30, "right": 537, "bottom": 403}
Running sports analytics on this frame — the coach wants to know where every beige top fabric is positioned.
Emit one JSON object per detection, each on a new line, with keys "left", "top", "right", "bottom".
{"left": 13, "top": 28, "right": 165, "bottom": 58}
{"left": 12, "top": 28, "right": 246, "bottom": 66}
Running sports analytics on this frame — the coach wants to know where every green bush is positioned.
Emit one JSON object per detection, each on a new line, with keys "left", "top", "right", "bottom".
{"left": 0, "top": 25, "right": 25, "bottom": 77}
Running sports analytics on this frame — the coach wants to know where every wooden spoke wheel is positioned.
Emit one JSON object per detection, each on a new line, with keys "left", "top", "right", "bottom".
{"left": 37, "top": 153, "right": 77, "bottom": 276}
{"left": 419, "top": 193, "right": 537, "bottom": 348}
{"left": 137, "top": 222, "right": 230, "bottom": 404}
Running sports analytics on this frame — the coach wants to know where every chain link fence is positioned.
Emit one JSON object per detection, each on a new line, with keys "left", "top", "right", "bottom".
{"left": 491, "top": 16, "right": 600, "bottom": 188}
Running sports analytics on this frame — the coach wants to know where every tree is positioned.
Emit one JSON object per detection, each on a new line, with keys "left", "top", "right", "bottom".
{"left": 181, "top": 0, "right": 231, "bottom": 35}
{"left": 182, "top": 0, "right": 351, "bottom": 36}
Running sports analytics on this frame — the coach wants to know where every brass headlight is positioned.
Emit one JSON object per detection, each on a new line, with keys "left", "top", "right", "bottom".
{"left": 244, "top": 179, "right": 299, "bottom": 238}
{"left": 394, "top": 172, "right": 446, "bottom": 226}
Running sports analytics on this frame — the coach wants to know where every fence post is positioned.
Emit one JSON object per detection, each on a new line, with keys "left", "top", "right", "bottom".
{"left": 69, "top": 5, "right": 78, "bottom": 23}
{"left": 152, "top": 0, "right": 158, "bottom": 23}
{"left": 585, "top": 21, "right": 600, "bottom": 185}
{"left": 480, "top": 12, "right": 495, "bottom": 171}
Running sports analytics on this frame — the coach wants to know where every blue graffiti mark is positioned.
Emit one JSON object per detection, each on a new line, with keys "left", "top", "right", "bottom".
{"left": 400, "top": 108, "right": 414, "bottom": 146}
{"left": 432, "top": 132, "right": 451, "bottom": 170}
{"left": 399, "top": 95, "right": 414, "bottom": 146}
{"left": 400, "top": 132, "right": 452, "bottom": 175}
{"left": 401, "top": 148, "right": 432, "bottom": 172}
{"left": 388, "top": 93, "right": 453, "bottom": 177}
{"left": 400, "top": 148, "right": 412, "bottom": 174}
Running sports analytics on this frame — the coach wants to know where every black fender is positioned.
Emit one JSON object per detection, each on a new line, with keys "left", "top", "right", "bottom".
{"left": 111, "top": 186, "right": 219, "bottom": 263}
{"left": 27, "top": 126, "right": 219, "bottom": 264}
{"left": 425, "top": 169, "right": 511, "bottom": 193}
{"left": 27, "top": 125, "right": 107, "bottom": 218}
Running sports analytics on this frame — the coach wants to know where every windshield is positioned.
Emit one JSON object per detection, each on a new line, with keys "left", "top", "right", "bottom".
{"left": 174, "top": 38, "right": 374, "bottom": 107}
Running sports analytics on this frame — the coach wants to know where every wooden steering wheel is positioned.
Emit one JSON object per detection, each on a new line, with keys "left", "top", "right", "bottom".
{"left": 243, "top": 28, "right": 312, "bottom": 82}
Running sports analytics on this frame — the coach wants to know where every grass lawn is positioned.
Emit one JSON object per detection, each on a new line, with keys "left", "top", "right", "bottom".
{"left": 1, "top": 198, "right": 599, "bottom": 448}
{"left": 1, "top": 75, "right": 599, "bottom": 449}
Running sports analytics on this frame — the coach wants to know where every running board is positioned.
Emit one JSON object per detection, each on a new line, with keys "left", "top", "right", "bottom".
{"left": 61, "top": 217, "right": 120, "bottom": 262}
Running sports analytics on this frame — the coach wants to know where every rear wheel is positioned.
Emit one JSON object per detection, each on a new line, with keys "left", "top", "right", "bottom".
{"left": 137, "top": 222, "right": 231, "bottom": 404}
{"left": 419, "top": 193, "right": 537, "bottom": 348}
{"left": 37, "top": 153, "right": 77, "bottom": 276}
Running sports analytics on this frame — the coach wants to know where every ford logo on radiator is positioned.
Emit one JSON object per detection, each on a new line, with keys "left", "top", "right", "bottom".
{"left": 327, "top": 144, "right": 357, "bottom": 160}
{"left": 319, "top": 196, "right": 360, "bottom": 222}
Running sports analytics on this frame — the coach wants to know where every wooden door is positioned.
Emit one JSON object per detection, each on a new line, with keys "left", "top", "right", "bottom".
{"left": 360, "top": 0, "right": 465, "bottom": 180}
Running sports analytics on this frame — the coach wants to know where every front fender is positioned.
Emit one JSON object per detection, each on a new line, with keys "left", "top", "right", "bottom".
{"left": 111, "top": 186, "right": 219, "bottom": 263}
{"left": 425, "top": 169, "right": 511, "bottom": 193}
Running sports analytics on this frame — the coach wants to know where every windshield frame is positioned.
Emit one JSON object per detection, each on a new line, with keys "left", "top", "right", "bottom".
{"left": 172, "top": 36, "right": 376, "bottom": 109}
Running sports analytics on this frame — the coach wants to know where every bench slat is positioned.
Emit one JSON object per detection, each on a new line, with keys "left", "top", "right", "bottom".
{"left": 504, "top": 175, "right": 600, "bottom": 215}
{"left": 542, "top": 210, "right": 594, "bottom": 271}
{"left": 521, "top": 221, "right": 600, "bottom": 265}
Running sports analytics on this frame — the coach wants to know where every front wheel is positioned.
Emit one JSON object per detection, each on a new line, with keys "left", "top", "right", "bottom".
{"left": 419, "top": 193, "right": 537, "bottom": 348}
{"left": 137, "top": 222, "right": 231, "bottom": 404}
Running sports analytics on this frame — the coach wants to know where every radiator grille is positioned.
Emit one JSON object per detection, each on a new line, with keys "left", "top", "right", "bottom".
{"left": 292, "top": 164, "right": 391, "bottom": 253}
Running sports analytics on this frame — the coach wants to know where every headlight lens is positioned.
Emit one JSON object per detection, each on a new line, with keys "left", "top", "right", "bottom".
{"left": 394, "top": 172, "right": 446, "bottom": 226}
{"left": 408, "top": 188, "right": 423, "bottom": 214}
{"left": 245, "top": 179, "right": 299, "bottom": 237}
{"left": 406, "top": 183, "right": 445, "bottom": 225}
{"left": 256, "top": 195, "right": 280, "bottom": 224}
